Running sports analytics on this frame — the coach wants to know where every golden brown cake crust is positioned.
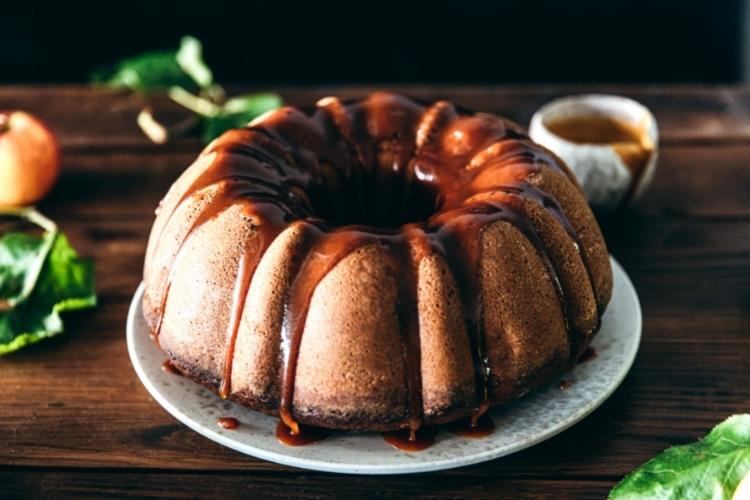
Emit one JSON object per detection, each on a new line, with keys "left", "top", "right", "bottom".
{"left": 143, "top": 92, "right": 613, "bottom": 433}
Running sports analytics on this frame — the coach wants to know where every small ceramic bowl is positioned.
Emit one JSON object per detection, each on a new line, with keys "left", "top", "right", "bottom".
{"left": 529, "top": 94, "right": 658, "bottom": 210}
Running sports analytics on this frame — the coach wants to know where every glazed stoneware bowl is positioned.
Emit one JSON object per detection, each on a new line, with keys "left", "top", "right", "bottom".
{"left": 529, "top": 94, "right": 659, "bottom": 210}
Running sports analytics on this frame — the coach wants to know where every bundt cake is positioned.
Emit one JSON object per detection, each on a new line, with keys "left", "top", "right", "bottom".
{"left": 142, "top": 92, "right": 613, "bottom": 437}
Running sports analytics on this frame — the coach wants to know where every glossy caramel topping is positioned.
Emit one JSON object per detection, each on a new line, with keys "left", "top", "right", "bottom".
{"left": 217, "top": 417, "right": 239, "bottom": 429}
{"left": 151, "top": 92, "right": 602, "bottom": 439}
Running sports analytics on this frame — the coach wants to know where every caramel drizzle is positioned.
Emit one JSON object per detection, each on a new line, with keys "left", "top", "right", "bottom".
{"left": 451, "top": 136, "right": 602, "bottom": 361}
{"left": 317, "top": 97, "right": 368, "bottom": 216}
{"left": 432, "top": 208, "right": 490, "bottom": 422}
{"left": 153, "top": 177, "right": 298, "bottom": 332}
{"left": 500, "top": 182, "right": 602, "bottom": 358}
{"left": 410, "top": 105, "right": 569, "bottom": 423}
{"left": 278, "top": 225, "right": 376, "bottom": 434}
{"left": 363, "top": 99, "right": 427, "bottom": 438}
{"left": 431, "top": 192, "right": 569, "bottom": 422}
{"left": 219, "top": 204, "right": 283, "bottom": 398}
{"left": 149, "top": 92, "right": 604, "bottom": 434}
{"left": 277, "top": 224, "right": 433, "bottom": 437}
{"left": 150, "top": 130, "right": 304, "bottom": 396}
{"left": 394, "top": 226, "right": 435, "bottom": 440}
{"left": 150, "top": 129, "right": 300, "bottom": 253}
{"left": 466, "top": 150, "right": 600, "bottom": 356}
{"left": 464, "top": 182, "right": 589, "bottom": 356}
{"left": 277, "top": 96, "right": 429, "bottom": 438}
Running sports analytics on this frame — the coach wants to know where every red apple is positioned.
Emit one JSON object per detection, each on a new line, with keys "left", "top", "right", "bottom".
{"left": 0, "top": 111, "right": 60, "bottom": 206}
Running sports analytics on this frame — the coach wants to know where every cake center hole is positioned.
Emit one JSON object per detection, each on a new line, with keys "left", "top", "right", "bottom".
{"left": 306, "top": 164, "right": 440, "bottom": 228}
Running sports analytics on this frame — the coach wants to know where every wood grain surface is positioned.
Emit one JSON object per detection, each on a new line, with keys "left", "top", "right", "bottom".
{"left": 0, "top": 85, "right": 748, "bottom": 499}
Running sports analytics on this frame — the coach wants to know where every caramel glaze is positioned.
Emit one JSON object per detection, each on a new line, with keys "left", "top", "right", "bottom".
{"left": 149, "top": 92, "right": 603, "bottom": 439}
{"left": 161, "top": 360, "right": 180, "bottom": 375}
{"left": 383, "top": 426, "right": 438, "bottom": 452}
{"left": 217, "top": 417, "right": 239, "bottom": 429}
{"left": 446, "top": 413, "right": 495, "bottom": 438}
{"left": 275, "top": 420, "right": 331, "bottom": 446}
{"left": 577, "top": 346, "right": 598, "bottom": 364}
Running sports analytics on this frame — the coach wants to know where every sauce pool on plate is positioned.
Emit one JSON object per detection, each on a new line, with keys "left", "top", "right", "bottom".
{"left": 275, "top": 421, "right": 332, "bottom": 446}
{"left": 217, "top": 417, "right": 239, "bottom": 429}
{"left": 446, "top": 414, "right": 496, "bottom": 438}
{"left": 546, "top": 115, "right": 654, "bottom": 180}
{"left": 382, "top": 427, "right": 438, "bottom": 452}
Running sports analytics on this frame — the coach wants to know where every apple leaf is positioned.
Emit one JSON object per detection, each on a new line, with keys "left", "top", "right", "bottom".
{"left": 91, "top": 36, "right": 210, "bottom": 93}
{"left": 90, "top": 37, "right": 283, "bottom": 144}
{"left": 610, "top": 414, "right": 750, "bottom": 500}
{"left": 175, "top": 36, "right": 214, "bottom": 90}
{"left": 0, "top": 209, "right": 57, "bottom": 311}
{"left": 0, "top": 209, "right": 96, "bottom": 355}
{"left": 91, "top": 49, "right": 195, "bottom": 93}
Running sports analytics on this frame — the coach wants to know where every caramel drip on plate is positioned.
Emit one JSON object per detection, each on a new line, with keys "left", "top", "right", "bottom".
{"left": 446, "top": 413, "right": 495, "bottom": 438}
{"left": 383, "top": 426, "right": 438, "bottom": 452}
{"left": 275, "top": 420, "right": 332, "bottom": 446}
{"left": 217, "top": 417, "right": 239, "bottom": 429}
{"left": 161, "top": 360, "right": 180, "bottom": 375}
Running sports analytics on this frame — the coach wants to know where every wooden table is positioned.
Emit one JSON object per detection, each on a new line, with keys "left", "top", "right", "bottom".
{"left": 1, "top": 85, "right": 748, "bottom": 499}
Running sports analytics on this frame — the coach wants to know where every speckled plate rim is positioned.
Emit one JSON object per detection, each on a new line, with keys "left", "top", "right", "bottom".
{"left": 127, "top": 256, "right": 640, "bottom": 475}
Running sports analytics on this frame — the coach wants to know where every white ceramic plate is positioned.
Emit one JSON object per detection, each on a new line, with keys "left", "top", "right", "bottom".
{"left": 127, "top": 256, "right": 640, "bottom": 475}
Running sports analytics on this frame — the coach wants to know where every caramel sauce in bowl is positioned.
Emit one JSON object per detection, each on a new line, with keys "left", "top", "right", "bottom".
{"left": 529, "top": 94, "right": 658, "bottom": 210}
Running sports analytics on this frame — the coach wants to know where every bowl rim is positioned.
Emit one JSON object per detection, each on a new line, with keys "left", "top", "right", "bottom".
{"left": 529, "top": 93, "right": 659, "bottom": 150}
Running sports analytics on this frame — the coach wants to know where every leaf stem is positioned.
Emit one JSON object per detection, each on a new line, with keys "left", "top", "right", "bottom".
{"left": 168, "top": 86, "right": 221, "bottom": 117}
{"left": 0, "top": 207, "right": 57, "bottom": 234}
{"left": 137, "top": 107, "right": 200, "bottom": 145}
{"left": 137, "top": 108, "right": 168, "bottom": 144}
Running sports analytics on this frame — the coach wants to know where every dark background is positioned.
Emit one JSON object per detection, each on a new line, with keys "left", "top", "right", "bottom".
{"left": 2, "top": 0, "right": 747, "bottom": 84}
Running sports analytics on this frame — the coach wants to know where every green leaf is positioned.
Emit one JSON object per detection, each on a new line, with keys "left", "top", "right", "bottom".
{"left": 222, "top": 93, "right": 282, "bottom": 116}
{"left": 0, "top": 234, "right": 49, "bottom": 305}
{"left": 201, "top": 93, "right": 282, "bottom": 142}
{"left": 610, "top": 414, "right": 750, "bottom": 500}
{"left": 175, "top": 36, "right": 214, "bottom": 90}
{"left": 90, "top": 37, "right": 283, "bottom": 145}
{"left": 0, "top": 209, "right": 57, "bottom": 311}
{"left": 91, "top": 50, "right": 195, "bottom": 93}
{"left": 91, "top": 35, "right": 212, "bottom": 93}
{"left": 0, "top": 210, "right": 96, "bottom": 355}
